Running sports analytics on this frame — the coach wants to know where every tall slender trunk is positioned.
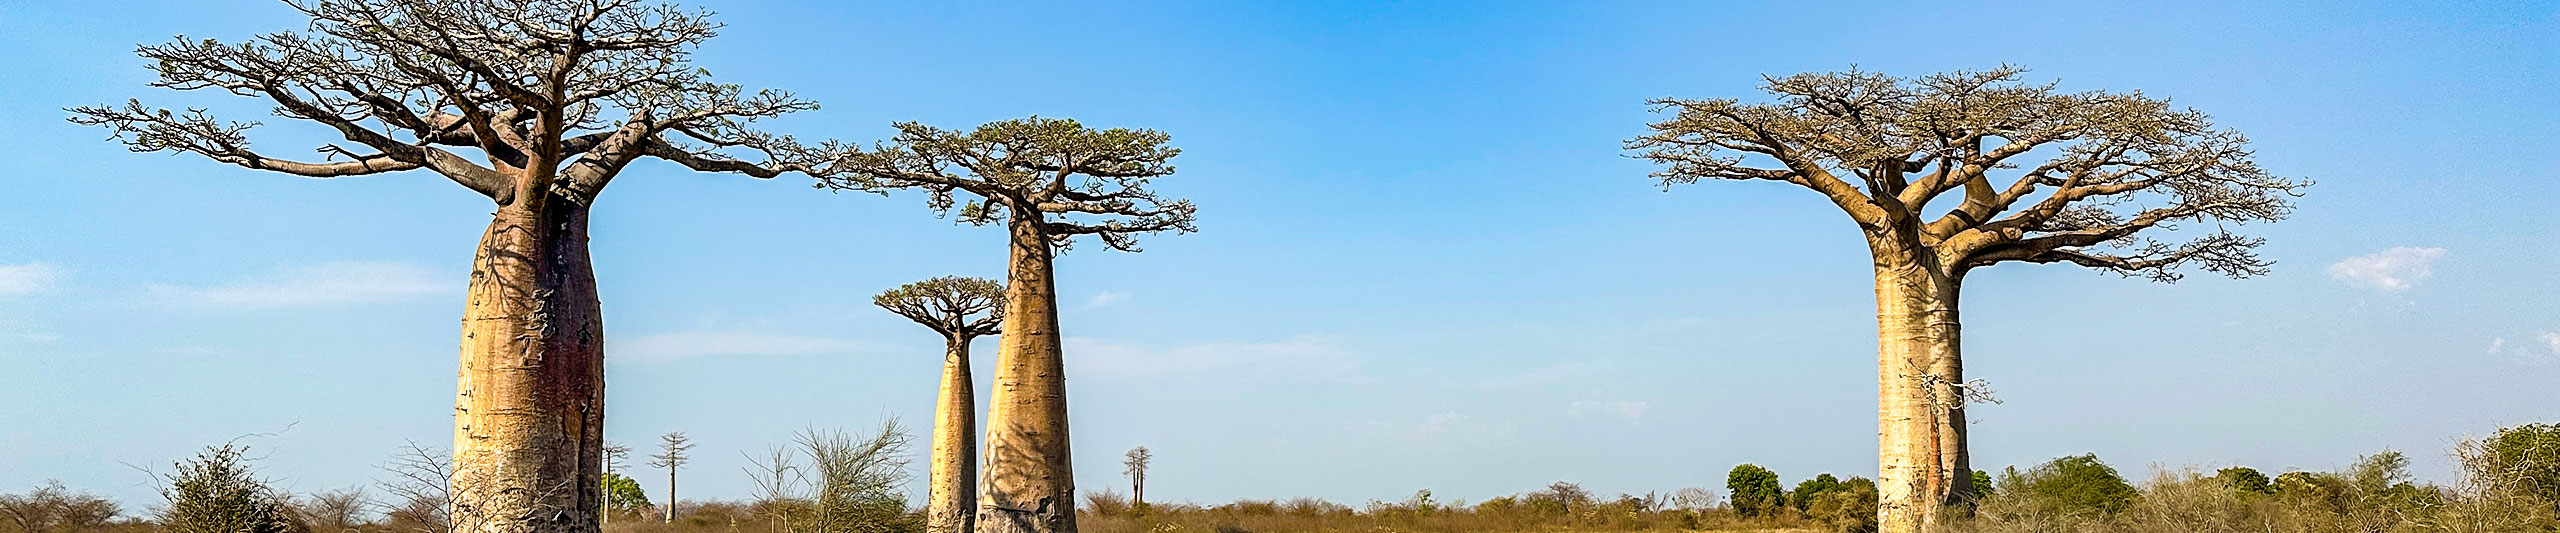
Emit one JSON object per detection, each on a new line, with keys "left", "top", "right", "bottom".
{"left": 1869, "top": 246, "right": 1970, "bottom": 533}
{"left": 664, "top": 468, "right": 675, "bottom": 523}
{"left": 980, "top": 217, "right": 1076, "bottom": 533}
{"left": 452, "top": 199, "right": 605, "bottom": 533}
{"left": 929, "top": 334, "right": 978, "bottom": 533}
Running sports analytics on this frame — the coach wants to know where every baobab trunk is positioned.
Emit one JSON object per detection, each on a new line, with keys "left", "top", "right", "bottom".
{"left": 452, "top": 197, "right": 606, "bottom": 533}
{"left": 980, "top": 218, "right": 1076, "bottom": 533}
{"left": 929, "top": 334, "right": 978, "bottom": 533}
{"left": 1869, "top": 244, "right": 1977, "bottom": 533}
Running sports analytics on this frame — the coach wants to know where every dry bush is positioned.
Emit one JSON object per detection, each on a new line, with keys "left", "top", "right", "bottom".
{"left": 0, "top": 481, "right": 122, "bottom": 533}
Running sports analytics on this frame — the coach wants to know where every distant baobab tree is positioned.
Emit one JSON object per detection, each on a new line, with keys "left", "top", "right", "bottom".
{"left": 1631, "top": 66, "right": 2305, "bottom": 532}
{"left": 1122, "top": 447, "right": 1151, "bottom": 508}
{"left": 602, "top": 442, "right": 630, "bottom": 525}
{"left": 649, "top": 432, "right": 694, "bottom": 523}
{"left": 873, "top": 276, "right": 1007, "bottom": 533}
{"left": 67, "top": 2, "right": 828, "bottom": 532}
{"left": 822, "top": 117, "right": 1199, "bottom": 533}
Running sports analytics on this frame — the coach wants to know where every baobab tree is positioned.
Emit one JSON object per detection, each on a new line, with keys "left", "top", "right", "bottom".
{"left": 68, "top": 2, "right": 824, "bottom": 532}
{"left": 822, "top": 117, "right": 1198, "bottom": 533}
{"left": 1122, "top": 447, "right": 1151, "bottom": 508}
{"left": 648, "top": 432, "right": 693, "bottom": 523}
{"left": 1631, "top": 67, "right": 2304, "bottom": 532}
{"left": 873, "top": 276, "right": 1007, "bottom": 533}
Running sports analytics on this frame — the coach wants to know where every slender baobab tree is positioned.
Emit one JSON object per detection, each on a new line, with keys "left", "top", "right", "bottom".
{"left": 822, "top": 117, "right": 1198, "bottom": 533}
{"left": 1122, "top": 447, "right": 1151, "bottom": 508}
{"left": 873, "top": 276, "right": 1007, "bottom": 533}
{"left": 1631, "top": 67, "right": 2305, "bottom": 532}
{"left": 649, "top": 432, "right": 693, "bottom": 523}
{"left": 69, "top": 2, "right": 825, "bottom": 532}
{"left": 602, "top": 442, "right": 630, "bottom": 525}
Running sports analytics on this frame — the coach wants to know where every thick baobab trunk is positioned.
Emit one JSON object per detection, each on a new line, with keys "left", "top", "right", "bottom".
{"left": 980, "top": 218, "right": 1076, "bottom": 533}
{"left": 1869, "top": 247, "right": 1973, "bottom": 533}
{"left": 452, "top": 199, "right": 606, "bottom": 533}
{"left": 929, "top": 334, "right": 978, "bottom": 533}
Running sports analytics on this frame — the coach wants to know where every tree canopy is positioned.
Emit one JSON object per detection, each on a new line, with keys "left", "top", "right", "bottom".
{"left": 1631, "top": 66, "right": 2307, "bottom": 281}
{"left": 822, "top": 117, "right": 1197, "bottom": 252}
{"left": 873, "top": 276, "right": 1006, "bottom": 339}
{"left": 70, "top": 0, "right": 826, "bottom": 206}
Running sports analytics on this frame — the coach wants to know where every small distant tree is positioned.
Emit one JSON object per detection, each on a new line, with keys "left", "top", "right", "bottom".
{"left": 1794, "top": 474, "right": 1842, "bottom": 511}
{"left": 293, "top": 488, "right": 370, "bottom": 533}
{"left": 1727, "top": 464, "right": 1784, "bottom": 518}
{"left": 2213, "top": 467, "right": 2272, "bottom": 495}
{"left": 1970, "top": 470, "right": 1995, "bottom": 500}
{"left": 1121, "top": 447, "right": 1153, "bottom": 510}
{"left": 602, "top": 443, "right": 632, "bottom": 524}
{"left": 155, "top": 444, "right": 298, "bottom": 533}
{"left": 650, "top": 432, "right": 695, "bottom": 523}
{"left": 875, "top": 276, "right": 1005, "bottom": 533}
{"left": 824, "top": 117, "right": 1198, "bottom": 533}
{"left": 2000, "top": 454, "right": 2136, "bottom": 516}
{"left": 1669, "top": 487, "right": 1717, "bottom": 511}
{"left": 793, "top": 422, "right": 922, "bottom": 533}
{"left": 0, "top": 481, "right": 122, "bottom": 533}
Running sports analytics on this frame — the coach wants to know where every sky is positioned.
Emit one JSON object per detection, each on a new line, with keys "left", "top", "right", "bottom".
{"left": 1, "top": 0, "right": 2556, "bottom": 512}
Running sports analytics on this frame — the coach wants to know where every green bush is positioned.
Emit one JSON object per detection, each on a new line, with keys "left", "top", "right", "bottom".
{"left": 2211, "top": 466, "right": 2272, "bottom": 494}
{"left": 1803, "top": 477, "right": 1877, "bottom": 533}
{"left": 602, "top": 473, "right": 650, "bottom": 518}
{"left": 155, "top": 444, "right": 300, "bottom": 533}
{"left": 1998, "top": 454, "right": 2137, "bottom": 516}
{"left": 2481, "top": 422, "right": 2560, "bottom": 506}
{"left": 1970, "top": 470, "right": 1995, "bottom": 500}
{"left": 1791, "top": 474, "right": 1840, "bottom": 511}
{"left": 1726, "top": 464, "right": 1784, "bottom": 518}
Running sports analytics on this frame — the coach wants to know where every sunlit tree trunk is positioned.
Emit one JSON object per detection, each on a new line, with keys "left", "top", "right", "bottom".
{"left": 930, "top": 334, "right": 978, "bottom": 533}
{"left": 452, "top": 197, "right": 605, "bottom": 533}
{"left": 980, "top": 218, "right": 1076, "bottom": 533}
{"left": 1869, "top": 239, "right": 1969, "bottom": 533}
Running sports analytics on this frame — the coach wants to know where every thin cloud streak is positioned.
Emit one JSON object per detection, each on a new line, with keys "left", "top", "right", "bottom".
{"left": 149, "top": 261, "right": 453, "bottom": 309}
{"left": 616, "top": 331, "right": 875, "bottom": 362}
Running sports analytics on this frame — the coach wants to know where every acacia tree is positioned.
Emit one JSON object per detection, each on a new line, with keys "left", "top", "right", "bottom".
{"left": 1632, "top": 67, "right": 2304, "bottom": 532}
{"left": 873, "top": 276, "right": 1007, "bottom": 533}
{"left": 69, "top": 2, "right": 823, "bottom": 532}
{"left": 823, "top": 117, "right": 1198, "bottom": 533}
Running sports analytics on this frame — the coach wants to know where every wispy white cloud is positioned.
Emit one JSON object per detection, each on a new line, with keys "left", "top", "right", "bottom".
{"left": 1415, "top": 411, "right": 1516, "bottom": 441}
{"left": 0, "top": 262, "right": 62, "bottom": 295}
{"left": 150, "top": 261, "right": 452, "bottom": 309}
{"left": 4, "top": 331, "right": 60, "bottom": 344}
{"left": 1471, "top": 361, "right": 1594, "bottom": 391}
{"left": 2539, "top": 332, "right": 2560, "bottom": 360}
{"left": 2327, "top": 247, "right": 2446, "bottom": 292}
{"left": 1065, "top": 337, "right": 1359, "bottom": 381}
{"left": 1568, "top": 400, "right": 1651, "bottom": 423}
{"left": 2487, "top": 337, "right": 2508, "bottom": 354}
{"left": 616, "top": 331, "right": 874, "bottom": 362}
{"left": 1085, "top": 291, "right": 1129, "bottom": 309}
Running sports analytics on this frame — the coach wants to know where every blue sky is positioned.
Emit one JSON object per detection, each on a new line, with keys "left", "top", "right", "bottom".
{"left": 2, "top": 0, "right": 2555, "bottom": 510}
